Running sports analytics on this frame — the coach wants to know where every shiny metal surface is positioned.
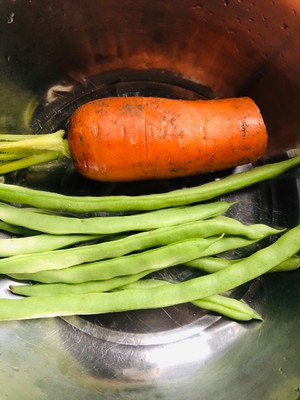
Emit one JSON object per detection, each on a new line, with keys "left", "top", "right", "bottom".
{"left": 0, "top": 1, "right": 299, "bottom": 399}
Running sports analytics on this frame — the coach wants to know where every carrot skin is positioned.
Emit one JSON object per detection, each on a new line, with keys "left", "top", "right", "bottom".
{"left": 67, "top": 96, "right": 268, "bottom": 182}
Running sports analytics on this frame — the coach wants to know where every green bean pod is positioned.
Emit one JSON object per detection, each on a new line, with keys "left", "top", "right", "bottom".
{"left": 191, "top": 295, "right": 263, "bottom": 321}
{"left": 0, "top": 233, "right": 103, "bottom": 257}
{"left": 0, "top": 201, "right": 232, "bottom": 235}
{"left": 9, "top": 270, "right": 156, "bottom": 297}
{"left": 0, "top": 156, "right": 298, "bottom": 212}
{"left": 0, "top": 224, "right": 298, "bottom": 321}
{"left": 186, "top": 254, "right": 300, "bottom": 273}
{"left": 185, "top": 256, "right": 238, "bottom": 273}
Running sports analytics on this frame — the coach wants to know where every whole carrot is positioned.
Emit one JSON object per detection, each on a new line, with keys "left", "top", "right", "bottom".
{"left": 68, "top": 96, "right": 268, "bottom": 181}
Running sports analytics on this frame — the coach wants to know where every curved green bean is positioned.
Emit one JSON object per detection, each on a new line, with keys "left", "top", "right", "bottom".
{"left": 185, "top": 256, "right": 238, "bottom": 273}
{"left": 186, "top": 254, "right": 300, "bottom": 273}
{"left": 0, "top": 224, "right": 299, "bottom": 321}
{"left": 0, "top": 156, "right": 298, "bottom": 212}
{"left": 192, "top": 295, "right": 262, "bottom": 321}
{"left": 0, "top": 216, "right": 281, "bottom": 274}
{"left": 269, "top": 255, "right": 300, "bottom": 272}
{"left": 115, "top": 279, "right": 262, "bottom": 321}
{"left": 195, "top": 236, "right": 258, "bottom": 257}
{"left": 0, "top": 201, "right": 232, "bottom": 235}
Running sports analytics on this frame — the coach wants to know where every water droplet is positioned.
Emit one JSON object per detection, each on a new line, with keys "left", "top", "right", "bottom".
{"left": 227, "top": 29, "right": 236, "bottom": 35}
{"left": 192, "top": 3, "right": 202, "bottom": 10}
{"left": 224, "top": 0, "right": 229, "bottom": 6}
{"left": 281, "top": 23, "right": 288, "bottom": 30}
{"left": 6, "top": 12, "right": 14, "bottom": 24}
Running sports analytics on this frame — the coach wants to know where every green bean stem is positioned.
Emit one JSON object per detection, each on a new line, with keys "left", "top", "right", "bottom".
{"left": 0, "top": 151, "right": 62, "bottom": 175}
{"left": 0, "top": 216, "right": 282, "bottom": 274}
{"left": 0, "top": 201, "right": 232, "bottom": 235}
{"left": 0, "top": 131, "right": 69, "bottom": 174}
{"left": 0, "top": 156, "right": 298, "bottom": 212}
{"left": 1, "top": 224, "right": 299, "bottom": 321}
{"left": 0, "top": 131, "right": 68, "bottom": 153}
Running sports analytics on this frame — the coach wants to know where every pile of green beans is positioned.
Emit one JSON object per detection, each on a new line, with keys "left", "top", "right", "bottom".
{"left": 0, "top": 216, "right": 282, "bottom": 274}
{"left": 0, "top": 155, "right": 299, "bottom": 322}
{"left": 2, "top": 224, "right": 300, "bottom": 321}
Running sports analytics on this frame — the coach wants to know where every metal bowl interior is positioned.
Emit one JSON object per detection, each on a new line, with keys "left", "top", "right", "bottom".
{"left": 0, "top": 1, "right": 299, "bottom": 399}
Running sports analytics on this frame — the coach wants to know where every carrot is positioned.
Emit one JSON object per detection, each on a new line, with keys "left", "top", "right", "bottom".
{"left": 0, "top": 97, "right": 267, "bottom": 182}
{"left": 67, "top": 96, "right": 268, "bottom": 182}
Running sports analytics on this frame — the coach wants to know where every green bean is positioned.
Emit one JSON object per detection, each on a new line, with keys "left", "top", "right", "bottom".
{"left": 0, "top": 233, "right": 103, "bottom": 257}
{"left": 0, "top": 216, "right": 281, "bottom": 274}
{"left": 115, "top": 279, "right": 262, "bottom": 321}
{"left": 186, "top": 254, "right": 300, "bottom": 273}
{"left": 185, "top": 256, "right": 238, "bottom": 273}
{"left": 193, "top": 235, "right": 258, "bottom": 257}
{"left": 0, "top": 156, "right": 298, "bottom": 212}
{"left": 192, "top": 295, "right": 262, "bottom": 321}
{"left": 269, "top": 255, "right": 300, "bottom": 272}
{"left": 0, "top": 201, "right": 232, "bottom": 235}
{"left": 9, "top": 237, "right": 220, "bottom": 283}
{"left": 1, "top": 225, "right": 299, "bottom": 321}
{"left": 9, "top": 269, "right": 156, "bottom": 297}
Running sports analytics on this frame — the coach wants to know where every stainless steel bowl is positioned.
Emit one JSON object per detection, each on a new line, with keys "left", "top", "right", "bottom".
{"left": 0, "top": 1, "right": 299, "bottom": 399}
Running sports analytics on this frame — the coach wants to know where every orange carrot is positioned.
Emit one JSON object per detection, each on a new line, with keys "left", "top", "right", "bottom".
{"left": 67, "top": 96, "right": 268, "bottom": 182}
